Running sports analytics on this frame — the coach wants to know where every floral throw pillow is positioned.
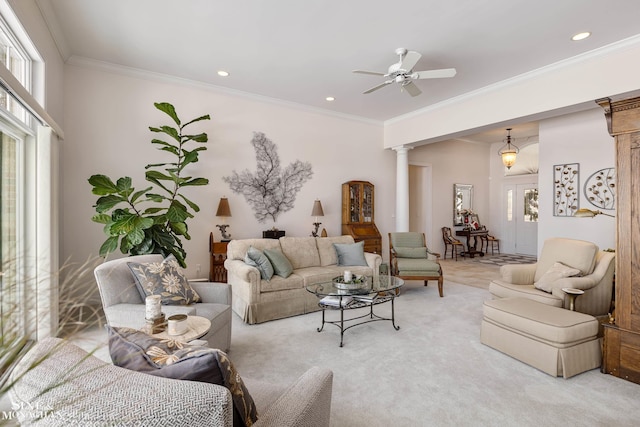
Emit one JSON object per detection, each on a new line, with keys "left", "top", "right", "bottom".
{"left": 128, "top": 255, "right": 201, "bottom": 305}
{"left": 107, "top": 326, "right": 258, "bottom": 427}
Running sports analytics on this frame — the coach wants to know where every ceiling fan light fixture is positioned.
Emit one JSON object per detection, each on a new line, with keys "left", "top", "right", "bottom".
{"left": 498, "top": 128, "right": 520, "bottom": 169}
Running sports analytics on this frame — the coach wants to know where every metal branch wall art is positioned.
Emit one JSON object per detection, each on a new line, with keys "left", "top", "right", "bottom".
{"left": 584, "top": 167, "right": 615, "bottom": 210}
{"left": 553, "top": 163, "right": 579, "bottom": 216}
{"left": 223, "top": 132, "right": 313, "bottom": 223}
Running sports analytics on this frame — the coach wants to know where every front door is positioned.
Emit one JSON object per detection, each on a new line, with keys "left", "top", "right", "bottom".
{"left": 514, "top": 184, "right": 538, "bottom": 255}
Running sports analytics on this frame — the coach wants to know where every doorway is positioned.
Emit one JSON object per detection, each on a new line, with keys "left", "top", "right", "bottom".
{"left": 408, "top": 163, "right": 433, "bottom": 246}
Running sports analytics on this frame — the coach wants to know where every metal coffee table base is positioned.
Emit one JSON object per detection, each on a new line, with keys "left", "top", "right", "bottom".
{"left": 316, "top": 296, "right": 400, "bottom": 347}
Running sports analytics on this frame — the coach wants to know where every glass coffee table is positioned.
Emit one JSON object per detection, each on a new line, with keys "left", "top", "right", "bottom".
{"left": 306, "top": 275, "right": 404, "bottom": 347}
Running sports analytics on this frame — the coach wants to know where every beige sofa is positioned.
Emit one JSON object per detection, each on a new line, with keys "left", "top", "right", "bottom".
{"left": 225, "top": 235, "right": 382, "bottom": 324}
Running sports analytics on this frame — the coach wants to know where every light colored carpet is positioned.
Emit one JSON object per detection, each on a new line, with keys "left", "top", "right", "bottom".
{"left": 231, "top": 281, "right": 639, "bottom": 427}
{"left": 59, "top": 274, "right": 640, "bottom": 426}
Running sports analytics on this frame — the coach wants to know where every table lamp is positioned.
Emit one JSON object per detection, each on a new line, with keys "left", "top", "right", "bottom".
{"left": 311, "top": 199, "right": 324, "bottom": 237}
{"left": 216, "top": 197, "right": 232, "bottom": 241}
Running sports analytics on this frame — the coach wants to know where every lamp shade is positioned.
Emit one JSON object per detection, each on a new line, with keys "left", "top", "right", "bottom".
{"left": 216, "top": 197, "right": 232, "bottom": 217}
{"left": 311, "top": 200, "right": 324, "bottom": 217}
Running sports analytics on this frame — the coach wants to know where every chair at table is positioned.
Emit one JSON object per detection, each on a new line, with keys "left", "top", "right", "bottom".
{"left": 480, "top": 227, "right": 501, "bottom": 255}
{"left": 441, "top": 226, "right": 465, "bottom": 261}
{"left": 389, "top": 232, "right": 444, "bottom": 297}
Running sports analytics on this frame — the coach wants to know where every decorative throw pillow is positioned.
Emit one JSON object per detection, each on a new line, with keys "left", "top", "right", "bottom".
{"left": 128, "top": 255, "right": 201, "bottom": 305}
{"left": 107, "top": 326, "right": 258, "bottom": 427}
{"left": 394, "top": 247, "right": 428, "bottom": 259}
{"left": 333, "top": 241, "right": 368, "bottom": 266}
{"left": 263, "top": 248, "right": 294, "bottom": 278}
{"left": 534, "top": 262, "right": 582, "bottom": 293}
{"left": 245, "top": 246, "right": 274, "bottom": 281}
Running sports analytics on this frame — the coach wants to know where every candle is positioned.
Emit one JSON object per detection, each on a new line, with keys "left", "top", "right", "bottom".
{"left": 343, "top": 270, "right": 352, "bottom": 282}
{"left": 145, "top": 295, "right": 161, "bottom": 320}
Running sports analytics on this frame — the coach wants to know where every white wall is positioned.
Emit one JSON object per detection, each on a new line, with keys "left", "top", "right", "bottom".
{"left": 61, "top": 64, "right": 396, "bottom": 286}
{"left": 537, "top": 108, "right": 615, "bottom": 251}
{"left": 409, "top": 139, "right": 491, "bottom": 256}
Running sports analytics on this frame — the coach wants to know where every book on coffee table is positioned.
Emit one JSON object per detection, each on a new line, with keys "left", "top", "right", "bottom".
{"left": 353, "top": 292, "right": 379, "bottom": 303}
{"left": 320, "top": 295, "right": 353, "bottom": 307}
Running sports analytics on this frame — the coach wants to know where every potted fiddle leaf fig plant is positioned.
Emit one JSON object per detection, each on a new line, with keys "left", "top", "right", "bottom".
{"left": 89, "top": 102, "right": 210, "bottom": 267}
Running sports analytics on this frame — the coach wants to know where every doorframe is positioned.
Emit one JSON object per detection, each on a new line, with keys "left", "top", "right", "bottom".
{"left": 501, "top": 175, "right": 539, "bottom": 255}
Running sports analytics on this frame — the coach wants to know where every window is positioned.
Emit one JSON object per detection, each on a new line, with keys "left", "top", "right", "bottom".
{"left": 0, "top": 1, "right": 47, "bottom": 347}
{"left": 524, "top": 188, "right": 539, "bottom": 222}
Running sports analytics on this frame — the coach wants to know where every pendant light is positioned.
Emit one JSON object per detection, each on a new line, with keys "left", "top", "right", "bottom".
{"left": 498, "top": 128, "right": 520, "bottom": 169}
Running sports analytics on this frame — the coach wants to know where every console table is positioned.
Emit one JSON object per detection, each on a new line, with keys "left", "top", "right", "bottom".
{"left": 455, "top": 228, "right": 488, "bottom": 258}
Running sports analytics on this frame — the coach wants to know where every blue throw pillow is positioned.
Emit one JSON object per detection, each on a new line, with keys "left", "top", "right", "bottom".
{"left": 333, "top": 241, "right": 368, "bottom": 266}
{"left": 245, "top": 246, "right": 274, "bottom": 281}
{"left": 263, "top": 248, "right": 294, "bottom": 278}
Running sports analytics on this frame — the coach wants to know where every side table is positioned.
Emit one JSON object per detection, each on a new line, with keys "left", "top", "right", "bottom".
{"left": 209, "top": 232, "right": 229, "bottom": 282}
{"left": 562, "top": 287, "right": 585, "bottom": 311}
{"left": 143, "top": 315, "right": 211, "bottom": 343}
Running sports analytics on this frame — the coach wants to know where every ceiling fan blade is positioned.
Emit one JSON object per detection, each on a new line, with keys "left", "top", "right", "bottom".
{"left": 399, "top": 50, "right": 421, "bottom": 71}
{"left": 363, "top": 80, "right": 393, "bottom": 94}
{"left": 402, "top": 81, "right": 422, "bottom": 97}
{"left": 413, "top": 68, "right": 457, "bottom": 79}
{"left": 353, "top": 70, "right": 386, "bottom": 76}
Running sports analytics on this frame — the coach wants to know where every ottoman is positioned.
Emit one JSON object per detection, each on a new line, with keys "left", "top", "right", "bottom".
{"left": 481, "top": 297, "right": 601, "bottom": 378}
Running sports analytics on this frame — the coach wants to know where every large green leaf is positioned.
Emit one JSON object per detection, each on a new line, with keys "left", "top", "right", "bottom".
{"left": 91, "top": 213, "right": 111, "bottom": 224}
{"left": 130, "top": 187, "right": 152, "bottom": 204}
{"left": 169, "top": 221, "right": 187, "bottom": 236}
{"left": 89, "top": 174, "right": 119, "bottom": 195}
{"left": 166, "top": 200, "right": 191, "bottom": 222}
{"left": 110, "top": 211, "right": 141, "bottom": 234}
{"left": 126, "top": 228, "right": 146, "bottom": 246}
{"left": 181, "top": 114, "right": 210, "bottom": 128}
{"left": 154, "top": 102, "right": 180, "bottom": 126}
{"left": 183, "top": 132, "right": 208, "bottom": 143}
{"left": 149, "top": 125, "right": 180, "bottom": 142}
{"left": 178, "top": 194, "right": 200, "bottom": 212}
{"left": 99, "top": 236, "right": 119, "bottom": 257}
{"left": 181, "top": 177, "right": 209, "bottom": 187}
{"left": 146, "top": 170, "right": 173, "bottom": 181}
{"left": 95, "top": 195, "right": 125, "bottom": 213}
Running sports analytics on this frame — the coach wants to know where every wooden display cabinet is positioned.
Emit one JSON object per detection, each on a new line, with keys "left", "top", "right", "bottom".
{"left": 598, "top": 96, "right": 640, "bottom": 384}
{"left": 341, "top": 180, "right": 382, "bottom": 254}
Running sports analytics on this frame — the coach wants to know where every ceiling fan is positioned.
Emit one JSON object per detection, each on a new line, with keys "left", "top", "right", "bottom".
{"left": 353, "top": 48, "right": 456, "bottom": 97}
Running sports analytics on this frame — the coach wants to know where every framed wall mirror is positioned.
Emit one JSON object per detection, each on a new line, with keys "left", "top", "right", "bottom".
{"left": 453, "top": 184, "right": 473, "bottom": 226}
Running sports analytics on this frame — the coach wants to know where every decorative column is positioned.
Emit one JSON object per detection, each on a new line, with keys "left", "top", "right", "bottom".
{"left": 393, "top": 146, "right": 412, "bottom": 231}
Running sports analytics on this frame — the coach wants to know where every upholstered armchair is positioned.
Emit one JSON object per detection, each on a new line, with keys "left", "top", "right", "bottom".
{"left": 389, "top": 232, "right": 444, "bottom": 297}
{"left": 9, "top": 337, "right": 334, "bottom": 427}
{"left": 489, "top": 238, "right": 615, "bottom": 317}
{"left": 94, "top": 254, "right": 232, "bottom": 351}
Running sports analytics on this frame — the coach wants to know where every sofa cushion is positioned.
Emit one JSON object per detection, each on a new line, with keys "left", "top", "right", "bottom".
{"left": 280, "top": 237, "right": 320, "bottom": 269}
{"left": 394, "top": 247, "right": 428, "bottom": 258}
{"left": 534, "top": 262, "right": 582, "bottom": 293}
{"left": 264, "top": 248, "right": 293, "bottom": 278}
{"left": 245, "top": 246, "right": 274, "bottom": 281}
{"left": 107, "top": 326, "right": 257, "bottom": 427}
{"left": 316, "top": 235, "right": 355, "bottom": 266}
{"left": 396, "top": 258, "right": 440, "bottom": 274}
{"left": 128, "top": 255, "right": 201, "bottom": 305}
{"left": 227, "top": 238, "right": 281, "bottom": 261}
{"left": 334, "top": 241, "right": 368, "bottom": 266}
{"left": 260, "top": 273, "right": 304, "bottom": 292}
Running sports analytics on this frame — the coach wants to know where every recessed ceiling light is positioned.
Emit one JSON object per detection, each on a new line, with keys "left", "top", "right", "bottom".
{"left": 217, "top": 70, "right": 230, "bottom": 77}
{"left": 326, "top": 96, "right": 335, "bottom": 102}
{"left": 571, "top": 32, "right": 591, "bottom": 41}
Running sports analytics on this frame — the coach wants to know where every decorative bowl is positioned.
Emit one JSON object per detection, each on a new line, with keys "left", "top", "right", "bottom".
{"left": 333, "top": 275, "right": 368, "bottom": 290}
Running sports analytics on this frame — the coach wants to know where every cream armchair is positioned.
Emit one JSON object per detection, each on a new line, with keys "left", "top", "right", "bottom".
{"left": 489, "top": 238, "right": 615, "bottom": 317}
